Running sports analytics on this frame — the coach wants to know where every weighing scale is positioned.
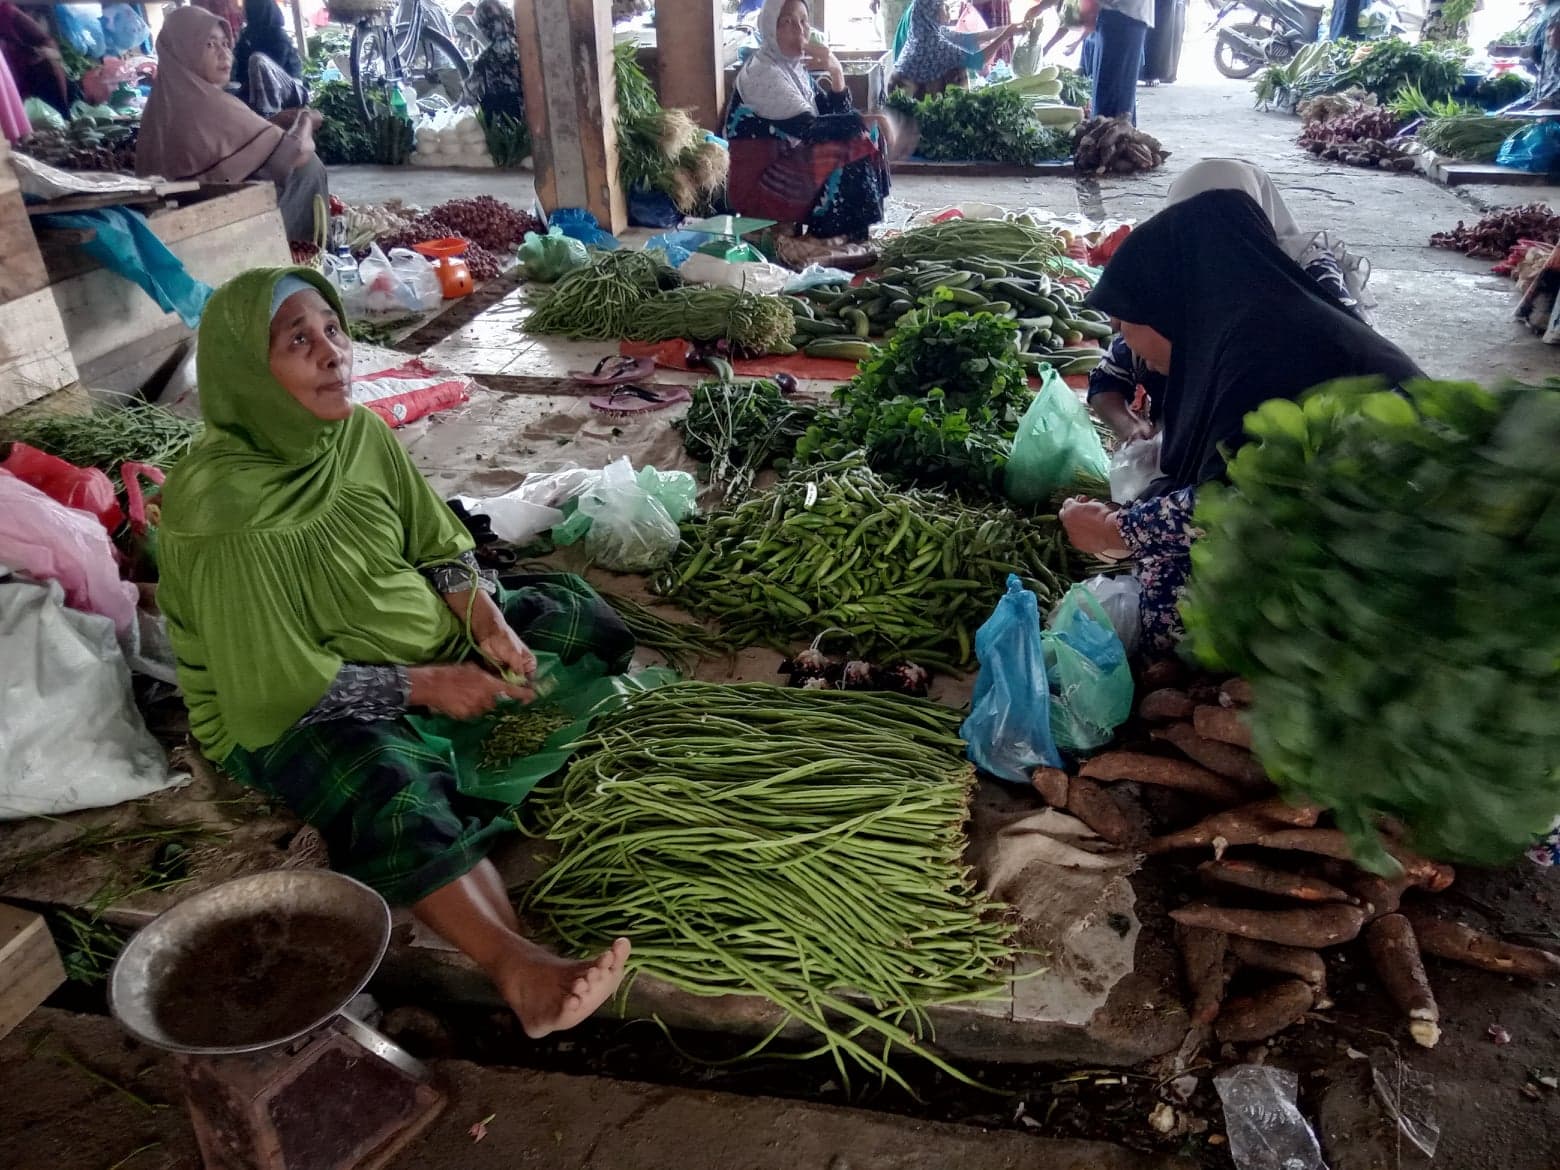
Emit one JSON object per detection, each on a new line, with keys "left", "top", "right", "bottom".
{"left": 681, "top": 213, "right": 776, "bottom": 263}
{"left": 109, "top": 871, "right": 445, "bottom": 1170}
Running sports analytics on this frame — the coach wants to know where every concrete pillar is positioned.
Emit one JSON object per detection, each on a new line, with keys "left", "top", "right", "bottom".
{"left": 514, "top": 0, "right": 627, "bottom": 233}
{"left": 654, "top": 0, "right": 725, "bottom": 131}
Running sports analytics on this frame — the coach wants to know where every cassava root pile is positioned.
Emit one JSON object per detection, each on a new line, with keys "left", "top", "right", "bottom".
{"left": 1072, "top": 117, "right": 1168, "bottom": 175}
{"left": 1031, "top": 666, "right": 1560, "bottom": 1051}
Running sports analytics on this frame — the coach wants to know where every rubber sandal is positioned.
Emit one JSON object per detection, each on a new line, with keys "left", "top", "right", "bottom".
{"left": 568, "top": 355, "right": 656, "bottom": 385}
{"left": 588, "top": 383, "right": 692, "bottom": 415}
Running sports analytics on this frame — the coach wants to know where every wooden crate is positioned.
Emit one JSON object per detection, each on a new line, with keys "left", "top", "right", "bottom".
{"left": 0, "top": 903, "right": 66, "bottom": 1041}
{"left": 0, "top": 141, "right": 79, "bottom": 416}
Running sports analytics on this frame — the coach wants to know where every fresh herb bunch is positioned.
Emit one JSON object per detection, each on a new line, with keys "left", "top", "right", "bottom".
{"left": 1332, "top": 37, "right": 1468, "bottom": 103}
{"left": 1056, "top": 66, "right": 1091, "bottom": 108}
{"left": 796, "top": 307, "right": 1031, "bottom": 495}
{"left": 886, "top": 85, "right": 1054, "bottom": 164}
{"left": 1389, "top": 82, "right": 1478, "bottom": 119}
{"left": 1474, "top": 70, "right": 1532, "bottom": 109}
{"left": 480, "top": 112, "right": 531, "bottom": 168}
{"left": 679, "top": 376, "right": 817, "bottom": 502}
{"left": 310, "top": 80, "right": 411, "bottom": 165}
{"left": 1182, "top": 378, "right": 1560, "bottom": 871}
{"left": 1416, "top": 114, "right": 1525, "bottom": 163}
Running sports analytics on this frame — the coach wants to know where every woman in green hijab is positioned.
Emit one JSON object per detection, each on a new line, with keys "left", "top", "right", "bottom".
{"left": 158, "top": 267, "right": 634, "bottom": 1038}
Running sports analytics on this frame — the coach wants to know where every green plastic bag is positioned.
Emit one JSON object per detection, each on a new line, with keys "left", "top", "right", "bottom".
{"left": 519, "top": 226, "right": 588, "bottom": 282}
{"left": 24, "top": 98, "right": 66, "bottom": 133}
{"left": 1004, "top": 366, "right": 1110, "bottom": 506}
{"left": 406, "top": 653, "right": 678, "bottom": 806}
{"left": 1043, "top": 584, "right": 1134, "bottom": 752}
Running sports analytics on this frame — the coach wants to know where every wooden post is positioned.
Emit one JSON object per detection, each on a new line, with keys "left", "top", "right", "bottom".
{"left": 655, "top": 0, "right": 724, "bottom": 131}
{"left": 514, "top": 0, "right": 626, "bottom": 234}
{"left": 290, "top": 0, "right": 308, "bottom": 68}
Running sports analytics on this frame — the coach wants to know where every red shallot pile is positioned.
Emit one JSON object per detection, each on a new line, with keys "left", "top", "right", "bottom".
{"left": 374, "top": 216, "right": 505, "bottom": 281}
{"left": 1430, "top": 203, "right": 1560, "bottom": 259}
{"left": 425, "top": 195, "right": 544, "bottom": 253}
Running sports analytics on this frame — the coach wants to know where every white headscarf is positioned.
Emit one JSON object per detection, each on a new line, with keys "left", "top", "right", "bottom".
{"left": 1165, "top": 158, "right": 1372, "bottom": 311}
{"left": 735, "top": 0, "right": 817, "bottom": 122}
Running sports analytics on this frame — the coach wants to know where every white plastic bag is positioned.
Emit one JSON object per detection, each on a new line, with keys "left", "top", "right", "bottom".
{"left": 577, "top": 457, "right": 682, "bottom": 573}
{"left": 388, "top": 248, "right": 443, "bottom": 311}
{"left": 0, "top": 578, "right": 185, "bottom": 819}
{"left": 349, "top": 244, "right": 441, "bottom": 316}
{"left": 1108, "top": 433, "right": 1163, "bottom": 505}
{"left": 1081, "top": 573, "right": 1142, "bottom": 657}
{"left": 451, "top": 491, "right": 565, "bottom": 545}
{"left": 0, "top": 473, "right": 137, "bottom": 634}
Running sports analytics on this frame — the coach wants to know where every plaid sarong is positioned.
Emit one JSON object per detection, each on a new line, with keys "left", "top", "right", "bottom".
{"left": 223, "top": 574, "right": 633, "bottom": 905}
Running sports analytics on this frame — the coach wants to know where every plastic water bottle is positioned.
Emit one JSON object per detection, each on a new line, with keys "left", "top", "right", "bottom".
{"left": 333, "top": 247, "right": 359, "bottom": 290}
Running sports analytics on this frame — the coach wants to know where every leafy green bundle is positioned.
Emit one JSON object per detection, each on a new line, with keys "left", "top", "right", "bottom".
{"left": 886, "top": 85, "right": 1069, "bottom": 164}
{"left": 1182, "top": 378, "right": 1560, "bottom": 871}
{"left": 1333, "top": 37, "right": 1468, "bottom": 104}
{"left": 795, "top": 307, "right": 1032, "bottom": 496}
{"left": 310, "top": 80, "right": 412, "bottom": 166}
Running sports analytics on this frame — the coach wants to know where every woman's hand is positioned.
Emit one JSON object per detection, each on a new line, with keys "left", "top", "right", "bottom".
{"left": 470, "top": 591, "right": 538, "bottom": 682}
{"left": 1092, "top": 389, "right": 1156, "bottom": 444}
{"left": 1060, "top": 497, "right": 1130, "bottom": 558}
{"left": 805, "top": 39, "right": 845, "bottom": 91}
{"left": 408, "top": 663, "right": 531, "bottom": 720}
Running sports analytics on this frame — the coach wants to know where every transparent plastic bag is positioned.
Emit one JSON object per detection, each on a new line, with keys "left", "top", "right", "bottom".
{"left": 1214, "top": 1066, "right": 1327, "bottom": 1170}
{"left": 1044, "top": 583, "right": 1134, "bottom": 752}
{"left": 0, "top": 473, "right": 137, "bottom": 635}
{"left": 783, "top": 263, "right": 853, "bottom": 292}
{"left": 350, "top": 244, "right": 438, "bottom": 316}
{"left": 961, "top": 575, "right": 1064, "bottom": 783}
{"left": 577, "top": 457, "right": 683, "bottom": 572}
{"left": 1109, "top": 433, "right": 1162, "bottom": 504}
{"left": 388, "top": 248, "right": 443, "bottom": 311}
{"left": 1005, "top": 367, "right": 1110, "bottom": 506}
{"left": 1081, "top": 573, "right": 1142, "bottom": 657}
{"left": 635, "top": 464, "right": 697, "bottom": 523}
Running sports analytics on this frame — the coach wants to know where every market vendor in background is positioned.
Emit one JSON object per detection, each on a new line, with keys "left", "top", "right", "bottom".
{"left": 136, "top": 7, "right": 327, "bottom": 243}
{"left": 1091, "top": 0, "right": 1151, "bottom": 121}
{"left": 1088, "top": 159, "right": 1373, "bottom": 442}
{"left": 158, "top": 267, "right": 636, "bottom": 1037}
{"left": 1059, "top": 189, "right": 1422, "bottom": 652}
{"left": 193, "top": 0, "right": 245, "bottom": 42}
{"left": 0, "top": 2, "right": 69, "bottom": 115}
{"left": 888, "top": 0, "right": 1024, "bottom": 97}
{"left": 233, "top": 0, "right": 308, "bottom": 118}
{"left": 727, "top": 0, "right": 893, "bottom": 264}
{"left": 467, "top": 0, "right": 524, "bottom": 125}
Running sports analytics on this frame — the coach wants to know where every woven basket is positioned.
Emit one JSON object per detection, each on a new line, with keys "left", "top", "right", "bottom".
{"left": 325, "top": 0, "right": 395, "bottom": 20}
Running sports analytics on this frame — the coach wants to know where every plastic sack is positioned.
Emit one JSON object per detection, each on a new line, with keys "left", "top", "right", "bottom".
{"left": 576, "top": 457, "right": 687, "bottom": 572}
{"left": 635, "top": 463, "right": 698, "bottom": 523}
{"left": 100, "top": 7, "right": 151, "bottom": 54}
{"left": 550, "top": 207, "right": 619, "bottom": 250}
{"left": 34, "top": 206, "right": 212, "bottom": 327}
{"left": 519, "top": 226, "right": 588, "bottom": 282}
{"left": 1214, "top": 1066, "right": 1326, "bottom": 1170}
{"left": 83, "top": 55, "right": 142, "bottom": 105}
{"left": 55, "top": 4, "right": 107, "bottom": 56}
{"left": 783, "top": 263, "right": 853, "bottom": 292}
{"left": 0, "top": 577, "right": 183, "bottom": 819}
{"left": 1496, "top": 122, "right": 1560, "bottom": 173}
{"left": 350, "top": 244, "right": 439, "bottom": 316}
{"left": 451, "top": 491, "right": 565, "bottom": 545}
{"left": 1109, "top": 433, "right": 1162, "bottom": 504}
{"left": 1, "top": 442, "right": 123, "bottom": 531}
{"left": 1005, "top": 366, "right": 1111, "bottom": 506}
{"left": 961, "top": 575, "right": 1064, "bottom": 782}
{"left": 1044, "top": 583, "right": 1133, "bottom": 752}
{"left": 1081, "top": 573, "right": 1142, "bottom": 657}
{"left": 0, "top": 473, "right": 137, "bottom": 635}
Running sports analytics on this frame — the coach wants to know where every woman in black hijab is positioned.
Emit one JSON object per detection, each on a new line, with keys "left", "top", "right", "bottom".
{"left": 1059, "top": 188, "right": 1423, "bottom": 652}
{"left": 233, "top": 0, "right": 306, "bottom": 117}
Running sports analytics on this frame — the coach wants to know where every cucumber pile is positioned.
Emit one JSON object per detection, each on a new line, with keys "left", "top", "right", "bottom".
{"left": 785, "top": 259, "right": 1108, "bottom": 376}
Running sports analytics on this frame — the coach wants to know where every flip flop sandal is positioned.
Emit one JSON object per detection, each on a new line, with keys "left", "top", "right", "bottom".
{"left": 588, "top": 383, "right": 692, "bottom": 416}
{"left": 568, "top": 355, "right": 657, "bottom": 385}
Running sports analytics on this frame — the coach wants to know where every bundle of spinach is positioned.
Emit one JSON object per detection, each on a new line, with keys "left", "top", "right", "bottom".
{"left": 679, "top": 374, "right": 817, "bottom": 502}
{"left": 886, "top": 85, "right": 1060, "bottom": 164}
{"left": 1182, "top": 377, "right": 1560, "bottom": 872}
{"left": 795, "top": 307, "right": 1030, "bottom": 496}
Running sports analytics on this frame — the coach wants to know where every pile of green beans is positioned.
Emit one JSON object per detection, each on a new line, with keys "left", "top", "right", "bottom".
{"left": 523, "top": 682, "right": 1014, "bottom": 1090}
{"left": 1, "top": 401, "right": 202, "bottom": 487}
{"left": 651, "top": 458, "right": 1072, "bottom": 671}
{"left": 596, "top": 588, "right": 741, "bottom": 672}
{"left": 524, "top": 250, "right": 679, "bottom": 340}
{"left": 877, "top": 217, "right": 1065, "bottom": 268}
{"left": 626, "top": 287, "right": 796, "bottom": 356}
{"left": 479, "top": 705, "right": 573, "bottom": 768}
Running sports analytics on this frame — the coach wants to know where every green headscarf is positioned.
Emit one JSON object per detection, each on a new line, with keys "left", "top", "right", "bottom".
{"left": 158, "top": 267, "right": 473, "bottom": 760}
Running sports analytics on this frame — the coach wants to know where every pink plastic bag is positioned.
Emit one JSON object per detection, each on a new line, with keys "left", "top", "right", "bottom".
{"left": 0, "top": 472, "right": 137, "bottom": 634}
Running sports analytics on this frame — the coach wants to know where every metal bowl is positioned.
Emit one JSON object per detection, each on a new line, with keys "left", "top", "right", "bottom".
{"left": 108, "top": 870, "right": 390, "bottom": 1056}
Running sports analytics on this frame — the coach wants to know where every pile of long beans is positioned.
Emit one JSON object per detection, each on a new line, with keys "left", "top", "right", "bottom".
{"left": 523, "top": 682, "right": 1014, "bottom": 1089}
{"left": 877, "top": 217, "right": 1066, "bottom": 270}
{"left": 524, "top": 250, "right": 680, "bottom": 340}
{"left": 626, "top": 287, "right": 796, "bottom": 356}
{"left": 1, "top": 402, "right": 202, "bottom": 485}
{"left": 596, "top": 588, "right": 741, "bottom": 672}
{"left": 652, "top": 458, "right": 1072, "bottom": 671}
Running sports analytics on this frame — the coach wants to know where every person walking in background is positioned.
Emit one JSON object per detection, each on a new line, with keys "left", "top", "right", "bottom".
{"left": 1139, "top": 0, "right": 1184, "bottom": 83}
{"left": 468, "top": 0, "right": 524, "bottom": 125}
{"left": 1092, "top": 0, "right": 1151, "bottom": 120}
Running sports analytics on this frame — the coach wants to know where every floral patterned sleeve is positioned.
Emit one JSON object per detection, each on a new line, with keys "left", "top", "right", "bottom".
{"left": 295, "top": 664, "right": 412, "bottom": 727}
{"left": 422, "top": 548, "right": 498, "bottom": 597}
{"left": 1117, "top": 486, "right": 1200, "bottom": 559}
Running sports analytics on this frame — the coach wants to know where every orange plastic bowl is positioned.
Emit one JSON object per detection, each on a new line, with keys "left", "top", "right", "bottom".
{"left": 412, "top": 237, "right": 469, "bottom": 259}
{"left": 412, "top": 238, "right": 474, "bottom": 298}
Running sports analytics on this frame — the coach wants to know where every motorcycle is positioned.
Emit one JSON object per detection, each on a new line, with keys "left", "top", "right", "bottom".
{"left": 1208, "top": 0, "right": 1407, "bottom": 80}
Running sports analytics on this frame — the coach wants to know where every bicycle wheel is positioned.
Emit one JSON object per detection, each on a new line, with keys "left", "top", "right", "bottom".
{"left": 350, "top": 20, "right": 395, "bottom": 124}
{"left": 407, "top": 28, "right": 471, "bottom": 110}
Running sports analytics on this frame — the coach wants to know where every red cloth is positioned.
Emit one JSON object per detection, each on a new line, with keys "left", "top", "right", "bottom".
{"left": 728, "top": 134, "right": 882, "bottom": 225}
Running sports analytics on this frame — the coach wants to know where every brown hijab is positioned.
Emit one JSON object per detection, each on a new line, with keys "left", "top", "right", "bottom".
{"left": 136, "top": 6, "right": 283, "bottom": 183}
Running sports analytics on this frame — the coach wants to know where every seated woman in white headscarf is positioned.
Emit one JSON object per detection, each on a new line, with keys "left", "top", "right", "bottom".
{"left": 726, "top": 0, "right": 893, "bottom": 253}
{"left": 1087, "top": 158, "right": 1373, "bottom": 445}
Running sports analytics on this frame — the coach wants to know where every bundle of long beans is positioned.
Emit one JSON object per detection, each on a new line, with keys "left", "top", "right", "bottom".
{"left": 652, "top": 457, "right": 1072, "bottom": 671}
{"left": 523, "top": 682, "right": 1014, "bottom": 1089}
{"left": 876, "top": 217, "right": 1066, "bottom": 270}
{"left": 596, "top": 588, "right": 742, "bottom": 672}
{"left": 626, "top": 287, "right": 796, "bottom": 356}
{"left": 524, "top": 250, "right": 680, "bottom": 340}
{"left": 1, "top": 402, "right": 202, "bottom": 486}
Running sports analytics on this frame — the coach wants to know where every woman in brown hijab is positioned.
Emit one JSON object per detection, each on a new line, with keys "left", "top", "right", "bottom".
{"left": 136, "top": 6, "right": 328, "bottom": 241}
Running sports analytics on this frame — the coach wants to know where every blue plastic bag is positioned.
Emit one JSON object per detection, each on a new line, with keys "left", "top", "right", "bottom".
{"left": 1043, "top": 584, "right": 1134, "bottom": 752}
{"left": 34, "top": 208, "right": 212, "bottom": 327}
{"left": 549, "top": 208, "right": 619, "bottom": 250}
{"left": 961, "top": 575, "right": 1064, "bottom": 782}
{"left": 54, "top": 4, "right": 106, "bottom": 56}
{"left": 1496, "top": 122, "right": 1560, "bottom": 173}
{"left": 628, "top": 188, "right": 683, "bottom": 229}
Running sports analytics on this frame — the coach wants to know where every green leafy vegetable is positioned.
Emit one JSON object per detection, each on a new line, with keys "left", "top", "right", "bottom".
{"left": 1181, "top": 377, "right": 1560, "bottom": 871}
{"left": 886, "top": 85, "right": 1064, "bottom": 164}
{"left": 310, "top": 79, "right": 412, "bottom": 166}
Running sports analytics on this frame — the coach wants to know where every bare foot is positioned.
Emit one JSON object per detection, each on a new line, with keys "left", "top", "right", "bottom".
{"left": 493, "top": 937, "right": 631, "bottom": 1039}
